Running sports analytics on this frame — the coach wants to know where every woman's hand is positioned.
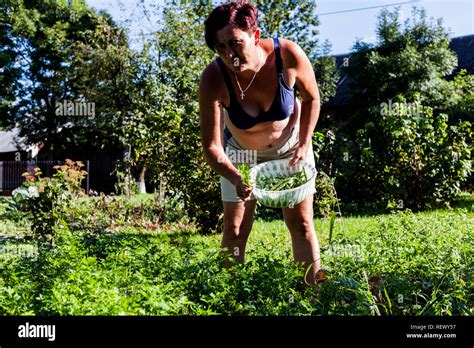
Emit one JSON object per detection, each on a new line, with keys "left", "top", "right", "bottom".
{"left": 235, "top": 178, "right": 253, "bottom": 201}
{"left": 288, "top": 144, "right": 308, "bottom": 167}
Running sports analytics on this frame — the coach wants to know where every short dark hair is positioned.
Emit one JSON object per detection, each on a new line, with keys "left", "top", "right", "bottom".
{"left": 204, "top": 0, "right": 258, "bottom": 51}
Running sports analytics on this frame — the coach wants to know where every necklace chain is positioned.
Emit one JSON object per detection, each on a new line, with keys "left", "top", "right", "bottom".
{"left": 234, "top": 48, "right": 264, "bottom": 100}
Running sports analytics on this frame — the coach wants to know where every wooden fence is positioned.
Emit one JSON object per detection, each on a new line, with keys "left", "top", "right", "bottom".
{"left": 0, "top": 160, "right": 90, "bottom": 195}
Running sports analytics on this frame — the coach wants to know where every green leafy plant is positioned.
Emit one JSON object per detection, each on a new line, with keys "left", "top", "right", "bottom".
{"left": 238, "top": 163, "right": 253, "bottom": 187}
{"left": 315, "top": 7, "right": 472, "bottom": 212}
{"left": 0, "top": 194, "right": 472, "bottom": 315}
{"left": 314, "top": 171, "right": 340, "bottom": 218}
{"left": 13, "top": 160, "right": 87, "bottom": 245}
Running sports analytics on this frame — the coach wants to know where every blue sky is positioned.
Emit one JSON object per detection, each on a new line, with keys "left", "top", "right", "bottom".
{"left": 316, "top": 0, "right": 473, "bottom": 54}
{"left": 85, "top": 0, "right": 474, "bottom": 55}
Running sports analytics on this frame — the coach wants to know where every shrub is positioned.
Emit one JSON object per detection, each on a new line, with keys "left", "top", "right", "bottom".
{"left": 362, "top": 95, "right": 471, "bottom": 210}
{"left": 314, "top": 171, "right": 340, "bottom": 218}
{"left": 70, "top": 193, "right": 187, "bottom": 233}
{"left": 10, "top": 159, "right": 87, "bottom": 245}
{"left": 316, "top": 7, "right": 473, "bottom": 212}
{"left": 317, "top": 97, "right": 471, "bottom": 212}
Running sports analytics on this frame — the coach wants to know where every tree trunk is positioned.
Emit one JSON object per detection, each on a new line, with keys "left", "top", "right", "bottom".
{"left": 136, "top": 165, "right": 147, "bottom": 194}
{"left": 123, "top": 144, "right": 131, "bottom": 197}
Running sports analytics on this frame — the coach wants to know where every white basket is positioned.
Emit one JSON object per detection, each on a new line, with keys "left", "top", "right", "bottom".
{"left": 249, "top": 158, "right": 317, "bottom": 208}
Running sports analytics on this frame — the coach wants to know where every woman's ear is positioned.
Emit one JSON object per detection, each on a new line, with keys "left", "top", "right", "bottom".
{"left": 253, "top": 28, "right": 261, "bottom": 45}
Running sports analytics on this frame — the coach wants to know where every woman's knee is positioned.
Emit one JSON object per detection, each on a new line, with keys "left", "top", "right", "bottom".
{"left": 286, "top": 218, "right": 314, "bottom": 239}
{"left": 223, "top": 220, "right": 242, "bottom": 236}
{"left": 223, "top": 201, "right": 255, "bottom": 237}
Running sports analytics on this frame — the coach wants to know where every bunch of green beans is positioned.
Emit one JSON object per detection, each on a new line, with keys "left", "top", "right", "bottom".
{"left": 237, "top": 163, "right": 252, "bottom": 187}
{"left": 256, "top": 170, "right": 308, "bottom": 191}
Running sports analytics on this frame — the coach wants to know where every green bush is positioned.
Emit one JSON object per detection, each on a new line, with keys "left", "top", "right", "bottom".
{"left": 314, "top": 171, "right": 340, "bottom": 218}
{"left": 344, "top": 95, "right": 471, "bottom": 211}
{"left": 7, "top": 160, "right": 87, "bottom": 245}
{"left": 314, "top": 7, "right": 473, "bottom": 212}
{"left": 317, "top": 98, "right": 472, "bottom": 215}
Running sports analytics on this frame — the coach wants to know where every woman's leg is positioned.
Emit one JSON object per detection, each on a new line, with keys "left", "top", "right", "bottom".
{"left": 221, "top": 199, "right": 257, "bottom": 266}
{"left": 282, "top": 194, "right": 321, "bottom": 284}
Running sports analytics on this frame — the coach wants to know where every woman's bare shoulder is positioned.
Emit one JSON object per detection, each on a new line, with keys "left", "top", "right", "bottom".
{"left": 278, "top": 38, "right": 307, "bottom": 69}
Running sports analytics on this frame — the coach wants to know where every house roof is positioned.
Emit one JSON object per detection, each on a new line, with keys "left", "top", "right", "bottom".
{"left": 449, "top": 34, "right": 474, "bottom": 74}
{"left": 0, "top": 128, "right": 35, "bottom": 154}
{"left": 323, "top": 34, "right": 474, "bottom": 108}
{"left": 323, "top": 53, "right": 352, "bottom": 108}
{"left": 0, "top": 129, "right": 20, "bottom": 153}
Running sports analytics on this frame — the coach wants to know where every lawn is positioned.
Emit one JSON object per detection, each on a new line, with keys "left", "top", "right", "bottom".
{"left": 0, "top": 193, "right": 472, "bottom": 315}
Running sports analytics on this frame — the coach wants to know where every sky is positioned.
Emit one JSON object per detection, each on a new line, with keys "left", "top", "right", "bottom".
{"left": 85, "top": 0, "right": 474, "bottom": 55}
{"left": 316, "top": 0, "right": 474, "bottom": 54}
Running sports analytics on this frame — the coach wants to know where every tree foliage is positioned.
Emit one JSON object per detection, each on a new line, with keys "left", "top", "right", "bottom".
{"left": 319, "top": 7, "right": 472, "bottom": 211}
{"left": 0, "top": 1, "right": 21, "bottom": 128}
{"left": 2, "top": 0, "right": 131, "bottom": 157}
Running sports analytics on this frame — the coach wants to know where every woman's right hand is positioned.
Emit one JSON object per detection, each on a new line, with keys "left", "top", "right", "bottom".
{"left": 235, "top": 178, "right": 253, "bottom": 201}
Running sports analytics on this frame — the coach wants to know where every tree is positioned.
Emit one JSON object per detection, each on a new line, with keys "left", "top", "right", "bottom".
{"left": 3, "top": 0, "right": 338, "bottom": 228}
{"left": 145, "top": 2, "right": 220, "bottom": 231}
{"left": 70, "top": 12, "right": 141, "bottom": 194}
{"left": 322, "top": 7, "right": 472, "bottom": 211}
{"left": 3, "top": 0, "right": 132, "bottom": 159}
{"left": 0, "top": 0, "right": 21, "bottom": 129}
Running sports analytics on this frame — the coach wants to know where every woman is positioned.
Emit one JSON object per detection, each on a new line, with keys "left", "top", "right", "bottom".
{"left": 199, "top": 0, "right": 321, "bottom": 284}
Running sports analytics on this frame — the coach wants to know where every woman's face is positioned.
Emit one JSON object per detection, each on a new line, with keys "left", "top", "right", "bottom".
{"left": 214, "top": 24, "right": 260, "bottom": 72}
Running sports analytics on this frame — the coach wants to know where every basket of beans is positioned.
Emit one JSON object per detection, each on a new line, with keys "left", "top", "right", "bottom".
{"left": 243, "top": 158, "right": 317, "bottom": 208}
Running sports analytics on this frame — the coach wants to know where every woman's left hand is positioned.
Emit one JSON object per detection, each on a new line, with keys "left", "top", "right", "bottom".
{"left": 288, "top": 144, "right": 307, "bottom": 167}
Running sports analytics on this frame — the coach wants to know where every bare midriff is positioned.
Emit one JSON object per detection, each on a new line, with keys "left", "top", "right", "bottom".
{"left": 223, "top": 97, "right": 300, "bottom": 150}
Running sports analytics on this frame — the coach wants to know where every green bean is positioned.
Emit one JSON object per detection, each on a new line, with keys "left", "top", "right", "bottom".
{"left": 256, "top": 170, "right": 308, "bottom": 191}
{"left": 237, "top": 163, "right": 252, "bottom": 187}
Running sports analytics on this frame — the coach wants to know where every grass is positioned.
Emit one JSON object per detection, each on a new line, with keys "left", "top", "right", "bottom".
{"left": 0, "top": 192, "right": 472, "bottom": 315}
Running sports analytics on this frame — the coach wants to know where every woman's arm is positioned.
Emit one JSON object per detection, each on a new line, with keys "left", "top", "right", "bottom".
{"left": 281, "top": 40, "right": 321, "bottom": 167}
{"left": 199, "top": 63, "right": 253, "bottom": 200}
